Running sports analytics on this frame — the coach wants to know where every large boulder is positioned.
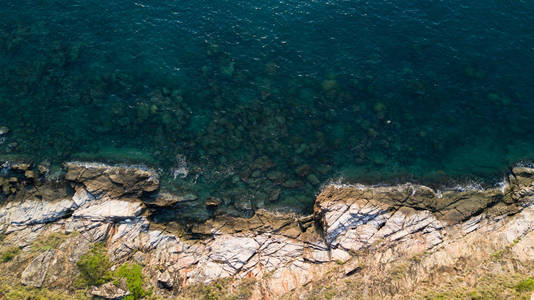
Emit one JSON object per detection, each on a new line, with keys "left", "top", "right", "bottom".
{"left": 72, "top": 199, "right": 144, "bottom": 222}
{"left": 21, "top": 250, "right": 55, "bottom": 288}
{"left": 0, "top": 198, "right": 74, "bottom": 227}
{"left": 65, "top": 162, "right": 159, "bottom": 198}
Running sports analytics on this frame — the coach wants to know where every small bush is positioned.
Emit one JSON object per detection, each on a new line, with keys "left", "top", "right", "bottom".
{"left": 515, "top": 277, "right": 534, "bottom": 292}
{"left": 114, "top": 263, "right": 148, "bottom": 300}
{"left": 0, "top": 246, "right": 20, "bottom": 262}
{"left": 76, "top": 243, "right": 112, "bottom": 287}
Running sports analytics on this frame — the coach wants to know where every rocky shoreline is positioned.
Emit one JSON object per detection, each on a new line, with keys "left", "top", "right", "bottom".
{"left": 1, "top": 162, "right": 534, "bottom": 299}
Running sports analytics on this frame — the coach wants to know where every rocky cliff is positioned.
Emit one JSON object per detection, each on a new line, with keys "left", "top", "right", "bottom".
{"left": 1, "top": 162, "right": 534, "bottom": 299}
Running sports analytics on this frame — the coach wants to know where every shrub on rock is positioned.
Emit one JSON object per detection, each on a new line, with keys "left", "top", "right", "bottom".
{"left": 76, "top": 243, "right": 112, "bottom": 287}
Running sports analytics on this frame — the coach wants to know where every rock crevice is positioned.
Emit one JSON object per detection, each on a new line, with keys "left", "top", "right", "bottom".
{"left": 1, "top": 162, "right": 534, "bottom": 299}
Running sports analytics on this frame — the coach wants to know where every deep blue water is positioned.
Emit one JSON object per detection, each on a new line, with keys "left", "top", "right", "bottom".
{"left": 1, "top": 0, "right": 534, "bottom": 215}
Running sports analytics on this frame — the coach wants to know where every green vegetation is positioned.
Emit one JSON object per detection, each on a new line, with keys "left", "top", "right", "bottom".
{"left": 515, "top": 277, "right": 534, "bottom": 292}
{"left": 389, "top": 263, "right": 408, "bottom": 280}
{"left": 76, "top": 242, "right": 112, "bottom": 287}
{"left": 31, "top": 232, "right": 74, "bottom": 252}
{"left": 76, "top": 245, "right": 150, "bottom": 299}
{"left": 491, "top": 249, "right": 505, "bottom": 261}
{"left": 177, "top": 277, "right": 256, "bottom": 300}
{"left": 0, "top": 246, "right": 20, "bottom": 262}
{"left": 114, "top": 263, "right": 149, "bottom": 300}
{"left": 420, "top": 273, "right": 534, "bottom": 300}
{"left": 491, "top": 239, "right": 521, "bottom": 262}
{"left": 0, "top": 276, "right": 88, "bottom": 300}
{"left": 322, "top": 286, "right": 337, "bottom": 299}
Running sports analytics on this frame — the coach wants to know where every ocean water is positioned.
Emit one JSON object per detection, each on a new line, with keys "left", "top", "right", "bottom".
{"left": 1, "top": 0, "right": 534, "bottom": 215}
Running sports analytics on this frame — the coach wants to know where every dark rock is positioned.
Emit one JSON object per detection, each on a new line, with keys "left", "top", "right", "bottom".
{"left": 145, "top": 193, "right": 197, "bottom": 207}
{"left": 64, "top": 162, "right": 159, "bottom": 197}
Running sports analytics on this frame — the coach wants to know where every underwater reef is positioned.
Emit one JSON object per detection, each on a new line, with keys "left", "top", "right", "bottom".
{"left": 2, "top": 0, "right": 534, "bottom": 213}
{"left": 2, "top": 0, "right": 534, "bottom": 298}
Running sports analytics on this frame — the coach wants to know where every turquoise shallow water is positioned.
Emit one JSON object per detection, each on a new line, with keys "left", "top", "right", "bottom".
{"left": 1, "top": 0, "right": 534, "bottom": 214}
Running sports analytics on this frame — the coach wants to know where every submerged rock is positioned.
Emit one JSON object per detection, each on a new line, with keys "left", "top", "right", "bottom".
{"left": 0, "top": 126, "right": 9, "bottom": 135}
{"left": 144, "top": 192, "right": 197, "bottom": 207}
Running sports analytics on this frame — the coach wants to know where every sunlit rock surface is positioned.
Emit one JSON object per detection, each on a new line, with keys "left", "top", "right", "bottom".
{"left": 1, "top": 163, "right": 534, "bottom": 299}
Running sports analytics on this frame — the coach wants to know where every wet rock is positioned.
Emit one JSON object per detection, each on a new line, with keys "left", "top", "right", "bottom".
{"left": 306, "top": 174, "right": 320, "bottom": 186}
{"left": 269, "top": 189, "right": 281, "bottom": 202}
{"left": 234, "top": 200, "right": 254, "bottom": 215}
{"left": 251, "top": 156, "right": 274, "bottom": 171}
{"left": 205, "top": 197, "right": 222, "bottom": 208}
{"left": 283, "top": 180, "right": 303, "bottom": 189}
{"left": 24, "top": 170, "right": 35, "bottom": 180}
{"left": 12, "top": 162, "right": 31, "bottom": 171}
{"left": 295, "top": 165, "right": 311, "bottom": 177}
{"left": 38, "top": 162, "right": 50, "bottom": 175}
{"left": 0, "top": 126, "right": 9, "bottom": 138}
{"left": 65, "top": 162, "right": 159, "bottom": 197}
{"left": 266, "top": 170, "right": 283, "bottom": 183}
{"left": 145, "top": 193, "right": 197, "bottom": 207}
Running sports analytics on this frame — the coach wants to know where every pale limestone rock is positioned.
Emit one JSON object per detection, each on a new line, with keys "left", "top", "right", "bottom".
{"left": 5, "top": 166, "right": 534, "bottom": 299}
{"left": 325, "top": 200, "right": 392, "bottom": 247}
{"left": 158, "top": 270, "right": 173, "bottom": 289}
{"left": 0, "top": 198, "right": 74, "bottom": 226}
{"left": 266, "top": 259, "right": 317, "bottom": 296}
{"left": 147, "top": 237, "right": 189, "bottom": 269}
{"left": 72, "top": 187, "right": 96, "bottom": 208}
{"left": 187, "top": 260, "right": 232, "bottom": 283}
{"left": 90, "top": 280, "right": 130, "bottom": 299}
{"left": 21, "top": 250, "right": 55, "bottom": 287}
{"left": 4, "top": 224, "right": 46, "bottom": 247}
{"left": 132, "top": 251, "right": 147, "bottom": 265}
{"left": 331, "top": 248, "right": 352, "bottom": 263}
{"left": 108, "top": 218, "right": 149, "bottom": 260}
{"left": 72, "top": 199, "right": 144, "bottom": 221}
{"left": 303, "top": 248, "right": 330, "bottom": 263}
{"left": 209, "top": 236, "right": 259, "bottom": 272}
{"left": 462, "top": 214, "right": 484, "bottom": 234}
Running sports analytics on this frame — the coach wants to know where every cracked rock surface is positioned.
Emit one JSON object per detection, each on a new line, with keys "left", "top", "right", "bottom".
{"left": 1, "top": 163, "right": 534, "bottom": 299}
